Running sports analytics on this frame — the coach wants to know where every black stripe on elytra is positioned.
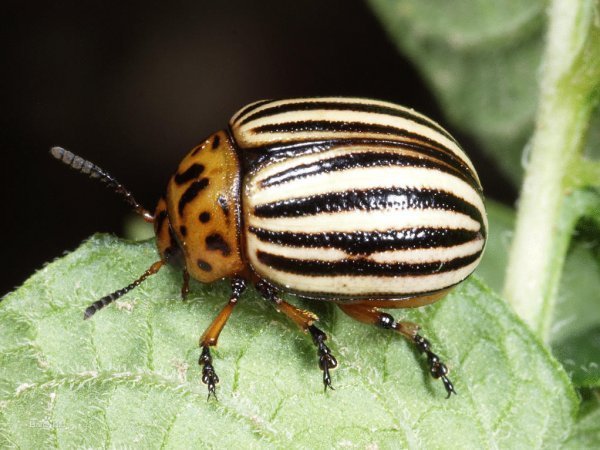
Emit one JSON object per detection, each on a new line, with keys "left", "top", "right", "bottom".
{"left": 249, "top": 227, "right": 482, "bottom": 255}
{"left": 260, "top": 151, "right": 473, "bottom": 190}
{"left": 174, "top": 163, "right": 205, "bottom": 185}
{"left": 252, "top": 121, "right": 468, "bottom": 170}
{"left": 253, "top": 187, "right": 484, "bottom": 226}
{"left": 205, "top": 233, "right": 231, "bottom": 257}
{"left": 246, "top": 138, "right": 478, "bottom": 191}
{"left": 250, "top": 123, "right": 474, "bottom": 179}
{"left": 239, "top": 100, "right": 457, "bottom": 144}
{"left": 231, "top": 99, "right": 274, "bottom": 125}
{"left": 256, "top": 250, "right": 481, "bottom": 277}
{"left": 178, "top": 178, "right": 209, "bottom": 216}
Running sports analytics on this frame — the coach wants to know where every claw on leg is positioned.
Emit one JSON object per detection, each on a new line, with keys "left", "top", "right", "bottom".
{"left": 414, "top": 334, "right": 456, "bottom": 398}
{"left": 308, "top": 324, "right": 338, "bottom": 391}
{"left": 199, "top": 346, "right": 219, "bottom": 400}
{"left": 338, "top": 304, "right": 456, "bottom": 398}
{"left": 197, "top": 277, "right": 246, "bottom": 400}
{"left": 256, "top": 281, "right": 338, "bottom": 392}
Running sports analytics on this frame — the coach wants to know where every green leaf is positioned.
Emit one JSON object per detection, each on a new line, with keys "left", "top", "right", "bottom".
{"left": 552, "top": 218, "right": 600, "bottom": 388}
{"left": 553, "top": 327, "right": 600, "bottom": 388}
{"left": 367, "top": 0, "right": 600, "bottom": 186}
{"left": 476, "top": 199, "right": 600, "bottom": 388}
{"left": 367, "top": 0, "right": 545, "bottom": 185}
{"left": 0, "top": 235, "right": 578, "bottom": 447}
{"left": 564, "top": 392, "right": 600, "bottom": 448}
{"left": 474, "top": 200, "right": 515, "bottom": 294}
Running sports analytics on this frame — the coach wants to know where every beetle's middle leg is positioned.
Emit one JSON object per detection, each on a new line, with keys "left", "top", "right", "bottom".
{"left": 255, "top": 281, "right": 337, "bottom": 391}
{"left": 198, "top": 277, "right": 247, "bottom": 399}
{"left": 337, "top": 303, "right": 456, "bottom": 398}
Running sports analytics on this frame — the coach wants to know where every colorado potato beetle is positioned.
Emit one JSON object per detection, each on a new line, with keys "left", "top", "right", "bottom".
{"left": 51, "top": 97, "right": 487, "bottom": 398}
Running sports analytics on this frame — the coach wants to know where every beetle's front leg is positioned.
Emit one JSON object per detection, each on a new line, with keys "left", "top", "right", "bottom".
{"left": 198, "top": 277, "right": 247, "bottom": 400}
{"left": 255, "top": 281, "right": 337, "bottom": 391}
{"left": 338, "top": 303, "right": 456, "bottom": 398}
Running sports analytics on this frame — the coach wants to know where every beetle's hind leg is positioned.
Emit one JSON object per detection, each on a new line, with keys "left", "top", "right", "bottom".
{"left": 338, "top": 303, "right": 456, "bottom": 398}
{"left": 256, "top": 281, "right": 337, "bottom": 391}
{"left": 198, "top": 277, "right": 247, "bottom": 400}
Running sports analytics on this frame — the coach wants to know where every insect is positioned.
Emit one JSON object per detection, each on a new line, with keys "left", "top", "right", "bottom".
{"left": 51, "top": 97, "right": 487, "bottom": 399}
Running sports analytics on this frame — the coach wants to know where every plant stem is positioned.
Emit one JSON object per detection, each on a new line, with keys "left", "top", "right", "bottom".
{"left": 504, "top": 0, "right": 600, "bottom": 341}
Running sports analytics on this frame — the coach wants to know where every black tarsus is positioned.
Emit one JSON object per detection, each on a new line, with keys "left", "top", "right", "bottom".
{"left": 308, "top": 324, "right": 337, "bottom": 391}
{"left": 198, "top": 277, "right": 247, "bottom": 400}
{"left": 199, "top": 346, "right": 219, "bottom": 400}
{"left": 256, "top": 281, "right": 338, "bottom": 392}
{"left": 414, "top": 334, "right": 456, "bottom": 398}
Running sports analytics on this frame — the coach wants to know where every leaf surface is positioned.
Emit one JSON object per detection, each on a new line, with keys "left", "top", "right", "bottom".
{"left": 0, "top": 235, "right": 578, "bottom": 448}
{"left": 476, "top": 200, "right": 600, "bottom": 388}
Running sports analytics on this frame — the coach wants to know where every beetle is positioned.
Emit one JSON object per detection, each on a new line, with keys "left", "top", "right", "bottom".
{"left": 51, "top": 97, "right": 487, "bottom": 399}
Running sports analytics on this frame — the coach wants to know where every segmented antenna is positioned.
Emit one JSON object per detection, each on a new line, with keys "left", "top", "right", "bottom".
{"left": 83, "top": 260, "right": 165, "bottom": 319}
{"left": 50, "top": 146, "right": 154, "bottom": 222}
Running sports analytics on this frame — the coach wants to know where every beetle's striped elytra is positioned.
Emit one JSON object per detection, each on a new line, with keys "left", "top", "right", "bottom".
{"left": 51, "top": 97, "right": 487, "bottom": 399}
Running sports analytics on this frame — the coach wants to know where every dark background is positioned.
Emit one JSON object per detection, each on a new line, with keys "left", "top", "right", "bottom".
{"left": 1, "top": 0, "right": 513, "bottom": 296}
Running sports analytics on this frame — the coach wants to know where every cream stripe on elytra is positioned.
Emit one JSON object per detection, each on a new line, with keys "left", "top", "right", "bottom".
{"left": 248, "top": 166, "right": 484, "bottom": 213}
{"left": 246, "top": 232, "right": 484, "bottom": 265}
{"left": 230, "top": 97, "right": 477, "bottom": 177}
{"left": 229, "top": 97, "right": 487, "bottom": 302}
{"left": 250, "top": 146, "right": 464, "bottom": 184}
{"left": 248, "top": 260, "right": 482, "bottom": 296}
{"left": 245, "top": 209, "right": 482, "bottom": 233}
{"left": 239, "top": 110, "right": 465, "bottom": 164}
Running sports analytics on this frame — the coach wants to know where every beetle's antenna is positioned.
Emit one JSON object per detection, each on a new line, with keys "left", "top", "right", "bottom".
{"left": 83, "top": 259, "right": 165, "bottom": 320}
{"left": 50, "top": 146, "right": 154, "bottom": 222}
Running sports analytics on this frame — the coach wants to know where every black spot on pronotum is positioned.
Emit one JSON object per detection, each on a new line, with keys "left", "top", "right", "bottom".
{"left": 212, "top": 135, "right": 221, "bottom": 149}
{"left": 174, "top": 163, "right": 205, "bottom": 185}
{"left": 191, "top": 143, "right": 205, "bottom": 156}
{"left": 217, "top": 195, "right": 230, "bottom": 218}
{"left": 197, "top": 259, "right": 212, "bottom": 272}
{"left": 205, "top": 233, "right": 231, "bottom": 256}
{"left": 180, "top": 225, "right": 187, "bottom": 236}
{"left": 178, "top": 178, "right": 209, "bottom": 215}
{"left": 155, "top": 210, "right": 167, "bottom": 233}
{"left": 199, "top": 212, "right": 211, "bottom": 223}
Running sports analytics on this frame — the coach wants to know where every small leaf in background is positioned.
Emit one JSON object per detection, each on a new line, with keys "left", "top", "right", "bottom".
{"left": 367, "top": 0, "right": 600, "bottom": 186}
{"left": 475, "top": 200, "right": 515, "bottom": 293}
{"left": 552, "top": 224, "right": 600, "bottom": 389}
{"left": 0, "top": 236, "right": 577, "bottom": 448}
{"left": 476, "top": 199, "right": 600, "bottom": 389}
{"left": 564, "top": 392, "right": 600, "bottom": 449}
{"left": 123, "top": 215, "right": 155, "bottom": 241}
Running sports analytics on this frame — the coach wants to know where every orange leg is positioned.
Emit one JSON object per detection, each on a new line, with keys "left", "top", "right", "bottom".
{"left": 256, "top": 281, "right": 338, "bottom": 391}
{"left": 338, "top": 303, "right": 456, "bottom": 398}
{"left": 198, "top": 277, "right": 247, "bottom": 399}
